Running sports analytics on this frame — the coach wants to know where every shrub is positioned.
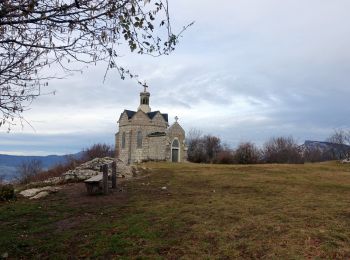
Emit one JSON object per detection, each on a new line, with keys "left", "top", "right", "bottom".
{"left": 186, "top": 129, "right": 224, "bottom": 163}
{"left": 263, "top": 136, "right": 304, "bottom": 164}
{"left": 82, "top": 143, "right": 115, "bottom": 161}
{"left": 16, "top": 159, "right": 43, "bottom": 184}
{"left": 216, "top": 149, "right": 235, "bottom": 164}
{"left": 234, "top": 142, "right": 261, "bottom": 164}
{"left": 0, "top": 184, "right": 15, "bottom": 201}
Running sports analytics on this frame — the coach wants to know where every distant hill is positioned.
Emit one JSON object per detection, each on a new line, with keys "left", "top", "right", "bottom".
{"left": 300, "top": 140, "right": 350, "bottom": 161}
{"left": 0, "top": 152, "right": 83, "bottom": 181}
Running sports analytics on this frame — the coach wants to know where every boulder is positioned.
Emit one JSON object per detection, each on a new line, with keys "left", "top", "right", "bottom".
{"left": 30, "top": 191, "right": 49, "bottom": 200}
{"left": 19, "top": 186, "right": 61, "bottom": 198}
{"left": 61, "top": 157, "right": 144, "bottom": 181}
{"left": 19, "top": 188, "right": 42, "bottom": 198}
{"left": 62, "top": 157, "right": 115, "bottom": 181}
{"left": 341, "top": 159, "right": 350, "bottom": 164}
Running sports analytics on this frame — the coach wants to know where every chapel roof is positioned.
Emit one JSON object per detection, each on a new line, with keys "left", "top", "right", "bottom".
{"left": 123, "top": 109, "right": 168, "bottom": 122}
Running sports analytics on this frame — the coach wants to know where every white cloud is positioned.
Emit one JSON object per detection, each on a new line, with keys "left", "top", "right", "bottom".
{"left": 2, "top": 0, "right": 350, "bottom": 154}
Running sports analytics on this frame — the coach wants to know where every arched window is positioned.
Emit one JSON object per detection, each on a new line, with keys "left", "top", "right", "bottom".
{"left": 121, "top": 132, "right": 126, "bottom": 149}
{"left": 137, "top": 131, "right": 143, "bottom": 148}
{"left": 172, "top": 139, "right": 179, "bottom": 148}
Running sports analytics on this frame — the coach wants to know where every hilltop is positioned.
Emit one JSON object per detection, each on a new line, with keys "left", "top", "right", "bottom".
{"left": 1, "top": 162, "right": 350, "bottom": 258}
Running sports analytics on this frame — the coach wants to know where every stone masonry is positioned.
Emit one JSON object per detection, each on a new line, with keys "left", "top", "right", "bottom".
{"left": 115, "top": 88, "right": 187, "bottom": 164}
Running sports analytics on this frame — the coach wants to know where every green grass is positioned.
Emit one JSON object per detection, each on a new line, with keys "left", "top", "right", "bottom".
{"left": 1, "top": 162, "right": 350, "bottom": 258}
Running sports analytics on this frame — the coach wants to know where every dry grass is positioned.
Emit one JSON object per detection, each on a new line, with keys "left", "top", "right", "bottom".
{"left": 1, "top": 162, "right": 350, "bottom": 258}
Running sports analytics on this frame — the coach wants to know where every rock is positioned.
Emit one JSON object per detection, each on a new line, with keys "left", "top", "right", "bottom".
{"left": 1, "top": 252, "right": 8, "bottom": 258}
{"left": 161, "top": 186, "right": 167, "bottom": 190}
{"left": 30, "top": 191, "right": 49, "bottom": 200}
{"left": 20, "top": 188, "right": 42, "bottom": 198}
{"left": 62, "top": 157, "right": 115, "bottom": 181}
{"left": 341, "top": 159, "right": 350, "bottom": 164}
{"left": 19, "top": 186, "right": 61, "bottom": 198}
{"left": 61, "top": 157, "right": 144, "bottom": 181}
{"left": 43, "top": 177, "right": 62, "bottom": 185}
{"left": 116, "top": 159, "right": 134, "bottom": 178}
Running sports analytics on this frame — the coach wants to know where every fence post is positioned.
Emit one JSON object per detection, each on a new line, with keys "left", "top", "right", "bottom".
{"left": 102, "top": 164, "right": 108, "bottom": 194}
{"left": 112, "top": 161, "right": 117, "bottom": 189}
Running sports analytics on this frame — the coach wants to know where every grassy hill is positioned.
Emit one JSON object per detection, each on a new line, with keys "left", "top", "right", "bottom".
{"left": 1, "top": 162, "right": 350, "bottom": 258}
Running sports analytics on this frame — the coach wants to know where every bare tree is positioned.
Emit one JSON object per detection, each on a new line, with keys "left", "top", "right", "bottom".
{"left": 263, "top": 136, "right": 303, "bottom": 164}
{"left": 0, "top": 0, "right": 191, "bottom": 129}
{"left": 326, "top": 129, "right": 350, "bottom": 159}
{"left": 234, "top": 142, "right": 261, "bottom": 164}
{"left": 82, "top": 143, "right": 115, "bottom": 161}
{"left": 16, "top": 159, "right": 43, "bottom": 184}
{"left": 186, "top": 128, "right": 205, "bottom": 163}
{"left": 203, "top": 135, "right": 221, "bottom": 163}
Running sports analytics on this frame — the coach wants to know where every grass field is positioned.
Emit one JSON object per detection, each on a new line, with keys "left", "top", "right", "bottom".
{"left": 1, "top": 162, "right": 350, "bottom": 259}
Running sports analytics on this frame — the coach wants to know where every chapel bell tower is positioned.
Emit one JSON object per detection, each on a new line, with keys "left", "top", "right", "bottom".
{"left": 138, "top": 86, "right": 151, "bottom": 113}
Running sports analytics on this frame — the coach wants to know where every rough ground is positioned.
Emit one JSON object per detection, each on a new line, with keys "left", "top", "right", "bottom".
{"left": 1, "top": 162, "right": 350, "bottom": 259}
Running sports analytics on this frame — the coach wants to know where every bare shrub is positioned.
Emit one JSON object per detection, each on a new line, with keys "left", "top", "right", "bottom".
{"left": 204, "top": 135, "right": 222, "bottom": 163}
{"left": 16, "top": 159, "right": 43, "bottom": 184}
{"left": 82, "top": 143, "right": 115, "bottom": 161}
{"left": 216, "top": 147, "right": 235, "bottom": 164}
{"left": 263, "top": 136, "right": 304, "bottom": 164}
{"left": 234, "top": 142, "right": 261, "bottom": 164}
{"left": 30, "top": 156, "right": 81, "bottom": 183}
{"left": 303, "top": 147, "right": 325, "bottom": 162}
{"left": 187, "top": 129, "right": 223, "bottom": 163}
{"left": 187, "top": 129, "right": 207, "bottom": 163}
{"left": 326, "top": 129, "right": 350, "bottom": 159}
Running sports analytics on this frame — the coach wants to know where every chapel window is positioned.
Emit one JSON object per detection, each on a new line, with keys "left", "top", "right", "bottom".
{"left": 137, "top": 131, "right": 143, "bottom": 148}
{"left": 172, "top": 139, "right": 179, "bottom": 148}
{"left": 122, "top": 132, "right": 126, "bottom": 149}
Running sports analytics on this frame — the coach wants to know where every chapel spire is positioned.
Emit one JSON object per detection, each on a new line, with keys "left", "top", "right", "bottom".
{"left": 138, "top": 85, "right": 151, "bottom": 113}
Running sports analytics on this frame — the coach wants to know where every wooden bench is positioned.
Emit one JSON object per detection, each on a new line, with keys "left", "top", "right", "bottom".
{"left": 84, "top": 174, "right": 103, "bottom": 195}
{"left": 84, "top": 162, "right": 117, "bottom": 195}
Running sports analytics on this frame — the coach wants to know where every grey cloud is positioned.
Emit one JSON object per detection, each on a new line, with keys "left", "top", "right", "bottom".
{"left": 3, "top": 0, "right": 350, "bottom": 154}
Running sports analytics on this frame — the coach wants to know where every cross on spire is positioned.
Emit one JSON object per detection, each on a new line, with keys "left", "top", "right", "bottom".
{"left": 175, "top": 116, "right": 179, "bottom": 122}
{"left": 143, "top": 85, "right": 148, "bottom": 92}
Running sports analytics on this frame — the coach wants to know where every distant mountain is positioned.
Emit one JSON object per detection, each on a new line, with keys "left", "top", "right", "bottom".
{"left": 300, "top": 140, "right": 350, "bottom": 161}
{"left": 0, "top": 152, "right": 83, "bottom": 182}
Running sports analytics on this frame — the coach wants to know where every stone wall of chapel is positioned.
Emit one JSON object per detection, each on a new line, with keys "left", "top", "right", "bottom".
{"left": 118, "top": 113, "right": 129, "bottom": 126}
{"left": 145, "top": 136, "right": 169, "bottom": 161}
{"left": 117, "top": 122, "right": 168, "bottom": 163}
{"left": 115, "top": 132, "right": 119, "bottom": 158}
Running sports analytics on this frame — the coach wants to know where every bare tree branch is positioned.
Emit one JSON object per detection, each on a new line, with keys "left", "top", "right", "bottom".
{"left": 0, "top": 0, "right": 191, "bottom": 129}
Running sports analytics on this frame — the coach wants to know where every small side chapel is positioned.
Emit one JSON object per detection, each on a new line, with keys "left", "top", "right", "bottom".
{"left": 115, "top": 87, "right": 187, "bottom": 164}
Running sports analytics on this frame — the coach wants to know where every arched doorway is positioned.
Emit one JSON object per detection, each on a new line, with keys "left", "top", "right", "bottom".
{"left": 171, "top": 139, "right": 180, "bottom": 162}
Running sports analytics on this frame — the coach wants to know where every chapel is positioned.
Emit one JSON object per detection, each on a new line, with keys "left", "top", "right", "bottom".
{"left": 115, "top": 87, "right": 187, "bottom": 164}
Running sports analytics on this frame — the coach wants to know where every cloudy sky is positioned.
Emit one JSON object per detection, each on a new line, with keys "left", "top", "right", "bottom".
{"left": 1, "top": 0, "right": 350, "bottom": 155}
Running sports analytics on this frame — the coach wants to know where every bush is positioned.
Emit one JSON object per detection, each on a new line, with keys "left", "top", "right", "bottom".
{"left": 30, "top": 156, "right": 81, "bottom": 183}
{"left": 263, "top": 136, "right": 304, "bottom": 164}
{"left": 0, "top": 184, "right": 15, "bottom": 201}
{"left": 82, "top": 143, "right": 115, "bottom": 161}
{"left": 186, "top": 129, "right": 223, "bottom": 163}
{"left": 16, "top": 159, "right": 43, "bottom": 184}
{"left": 234, "top": 142, "right": 261, "bottom": 164}
{"left": 216, "top": 149, "right": 235, "bottom": 164}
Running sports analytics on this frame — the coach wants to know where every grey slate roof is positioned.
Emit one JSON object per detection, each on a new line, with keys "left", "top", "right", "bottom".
{"left": 124, "top": 110, "right": 168, "bottom": 122}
